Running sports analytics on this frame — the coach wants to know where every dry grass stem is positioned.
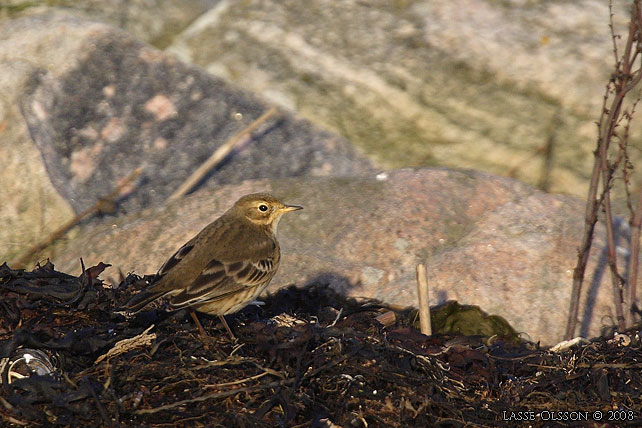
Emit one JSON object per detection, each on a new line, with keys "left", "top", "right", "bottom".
{"left": 12, "top": 167, "right": 142, "bottom": 269}
{"left": 95, "top": 325, "right": 156, "bottom": 364}
{"left": 168, "top": 106, "right": 279, "bottom": 201}
{"left": 416, "top": 263, "right": 432, "bottom": 336}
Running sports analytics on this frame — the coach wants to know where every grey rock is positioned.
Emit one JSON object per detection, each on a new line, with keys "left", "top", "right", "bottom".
{"left": 1, "top": 0, "right": 216, "bottom": 48}
{"left": 1, "top": 11, "right": 373, "bottom": 261}
{"left": 167, "top": 0, "right": 640, "bottom": 197}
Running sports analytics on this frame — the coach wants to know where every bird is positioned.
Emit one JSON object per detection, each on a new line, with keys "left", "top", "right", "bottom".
{"left": 121, "top": 192, "right": 302, "bottom": 338}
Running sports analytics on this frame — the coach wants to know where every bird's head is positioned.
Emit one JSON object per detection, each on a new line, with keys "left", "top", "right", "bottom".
{"left": 231, "top": 192, "right": 303, "bottom": 233}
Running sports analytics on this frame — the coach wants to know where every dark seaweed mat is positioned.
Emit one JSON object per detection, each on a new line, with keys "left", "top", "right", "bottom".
{"left": 1, "top": 262, "right": 641, "bottom": 427}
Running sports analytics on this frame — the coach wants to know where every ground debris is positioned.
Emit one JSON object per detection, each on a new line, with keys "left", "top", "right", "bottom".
{"left": 0, "top": 262, "right": 641, "bottom": 427}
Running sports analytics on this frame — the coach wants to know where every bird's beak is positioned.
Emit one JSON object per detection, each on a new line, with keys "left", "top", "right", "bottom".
{"left": 281, "top": 204, "right": 303, "bottom": 212}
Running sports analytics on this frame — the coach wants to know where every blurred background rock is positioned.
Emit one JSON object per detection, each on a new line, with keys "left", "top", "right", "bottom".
{"left": 1, "top": 0, "right": 638, "bottom": 343}
{"left": 2, "top": 0, "right": 637, "bottom": 196}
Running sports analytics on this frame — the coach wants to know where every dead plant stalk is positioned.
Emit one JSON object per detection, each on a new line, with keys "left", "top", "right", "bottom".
{"left": 566, "top": 0, "right": 642, "bottom": 338}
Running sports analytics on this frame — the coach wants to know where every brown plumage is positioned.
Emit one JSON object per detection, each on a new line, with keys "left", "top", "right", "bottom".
{"left": 122, "top": 192, "right": 302, "bottom": 336}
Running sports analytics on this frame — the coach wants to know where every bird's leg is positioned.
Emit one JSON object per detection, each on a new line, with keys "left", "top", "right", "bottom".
{"left": 189, "top": 308, "right": 209, "bottom": 337}
{"left": 218, "top": 314, "right": 237, "bottom": 341}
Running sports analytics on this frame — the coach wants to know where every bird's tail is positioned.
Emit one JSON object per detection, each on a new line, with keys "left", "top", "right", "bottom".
{"left": 120, "top": 288, "right": 167, "bottom": 313}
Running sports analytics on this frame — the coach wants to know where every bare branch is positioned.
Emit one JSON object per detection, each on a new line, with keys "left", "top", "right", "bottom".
{"left": 566, "top": 0, "right": 642, "bottom": 338}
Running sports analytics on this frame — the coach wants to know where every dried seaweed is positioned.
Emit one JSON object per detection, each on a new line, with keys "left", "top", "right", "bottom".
{"left": 1, "top": 262, "right": 641, "bottom": 427}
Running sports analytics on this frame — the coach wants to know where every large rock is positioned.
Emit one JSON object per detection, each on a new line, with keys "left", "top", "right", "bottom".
{"left": 47, "top": 168, "right": 628, "bottom": 345}
{"left": 0, "top": 0, "right": 216, "bottom": 48}
{"left": 0, "top": 12, "right": 94, "bottom": 262}
{"left": 0, "top": 12, "right": 373, "bottom": 262}
{"left": 167, "top": 0, "right": 639, "bottom": 197}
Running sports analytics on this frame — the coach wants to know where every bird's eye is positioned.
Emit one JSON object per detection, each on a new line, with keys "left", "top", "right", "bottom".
{"left": 258, "top": 204, "right": 268, "bottom": 212}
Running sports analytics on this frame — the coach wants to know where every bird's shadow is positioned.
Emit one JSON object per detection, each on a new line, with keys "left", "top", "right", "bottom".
{"left": 242, "top": 272, "right": 366, "bottom": 321}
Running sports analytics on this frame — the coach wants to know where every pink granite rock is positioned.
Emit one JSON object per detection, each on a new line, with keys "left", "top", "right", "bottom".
{"left": 48, "top": 168, "right": 627, "bottom": 345}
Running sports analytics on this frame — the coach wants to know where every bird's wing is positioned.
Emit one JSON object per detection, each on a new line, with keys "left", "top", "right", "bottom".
{"left": 169, "top": 256, "right": 277, "bottom": 308}
{"left": 156, "top": 240, "right": 196, "bottom": 277}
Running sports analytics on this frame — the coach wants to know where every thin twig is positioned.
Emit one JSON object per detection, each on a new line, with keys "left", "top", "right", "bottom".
{"left": 134, "top": 381, "right": 283, "bottom": 414}
{"left": 622, "top": 96, "right": 641, "bottom": 328}
{"left": 416, "top": 263, "right": 432, "bottom": 335}
{"left": 609, "top": 1, "right": 620, "bottom": 65}
{"left": 599, "top": 115, "right": 626, "bottom": 331}
{"left": 0, "top": 413, "right": 27, "bottom": 427}
{"left": 12, "top": 167, "right": 142, "bottom": 269}
{"left": 203, "top": 371, "right": 270, "bottom": 389}
{"left": 627, "top": 187, "right": 642, "bottom": 326}
{"left": 168, "top": 106, "right": 279, "bottom": 201}
{"left": 619, "top": 116, "right": 635, "bottom": 219}
{"left": 565, "top": 113, "right": 604, "bottom": 339}
{"left": 577, "top": 362, "right": 642, "bottom": 369}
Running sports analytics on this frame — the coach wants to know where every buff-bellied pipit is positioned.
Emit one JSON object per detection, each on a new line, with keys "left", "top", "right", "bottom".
{"left": 122, "top": 193, "right": 302, "bottom": 338}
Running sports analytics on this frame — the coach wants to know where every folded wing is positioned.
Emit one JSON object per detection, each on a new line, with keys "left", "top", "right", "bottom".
{"left": 169, "top": 256, "right": 277, "bottom": 308}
